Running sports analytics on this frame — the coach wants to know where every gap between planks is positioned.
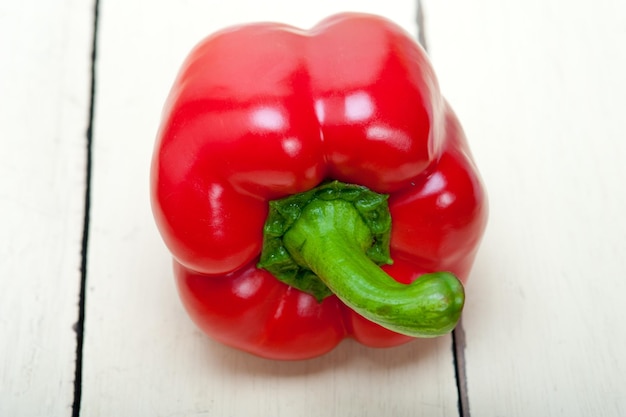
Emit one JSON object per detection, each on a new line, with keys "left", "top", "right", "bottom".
{"left": 72, "top": 0, "right": 100, "bottom": 416}
{"left": 416, "top": 2, "right": 471, "bottom": 415}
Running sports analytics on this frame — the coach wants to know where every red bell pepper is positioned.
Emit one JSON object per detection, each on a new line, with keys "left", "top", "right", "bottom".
{"left": 151, "top": 12, "right": 488, "bottom": 360}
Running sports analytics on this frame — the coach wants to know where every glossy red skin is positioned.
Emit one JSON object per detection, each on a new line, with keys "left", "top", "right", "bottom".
{"left": 151, "top": 13, "right": 488, "bottom": 360}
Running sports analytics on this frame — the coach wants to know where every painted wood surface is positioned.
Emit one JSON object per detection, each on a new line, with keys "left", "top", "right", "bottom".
{"left": 80, "top": 1, "right": 460, "bottom": 417}
{"left": 0, "top": 0, "right": 94, "bottom": 415}
{"left": 2, "top": 0, "right": 626, "bottom": 416}
{"left": 423, "top": 0, "right": 626, "bottom": 415}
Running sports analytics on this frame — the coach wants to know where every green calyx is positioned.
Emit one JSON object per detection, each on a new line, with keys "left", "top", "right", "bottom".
{"left": 257, "top": 180, "right": 465, "bottom": 337}
{"left": 258, "top": 181, "right": 392, "bottom": 301}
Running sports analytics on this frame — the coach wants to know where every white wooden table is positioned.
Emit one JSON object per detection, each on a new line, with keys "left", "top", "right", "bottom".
{"left": 2, "top": 0, "right": 625, "bottom": 415}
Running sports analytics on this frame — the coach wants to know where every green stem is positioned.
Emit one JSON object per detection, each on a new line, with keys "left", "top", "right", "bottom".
{"left": 257, "top": 181, "right": 464, "bottom": 337}
{"left": 283, "top": 198, "right": 464, "bottom": 337}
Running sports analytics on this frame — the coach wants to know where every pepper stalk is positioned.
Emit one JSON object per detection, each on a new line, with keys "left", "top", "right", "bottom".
{"left": 258, "top": 181, "right": 465, "bottom": 337}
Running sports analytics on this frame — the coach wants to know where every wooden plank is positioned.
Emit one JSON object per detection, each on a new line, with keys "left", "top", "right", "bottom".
{"left": 80, "top": 1, "right": 463, "bottom": 415}
{"left": 422, "top": 0, "right": 626, "bottom": 415}
{"left": 0, "top": 0, "right": 95, "bottom": 415}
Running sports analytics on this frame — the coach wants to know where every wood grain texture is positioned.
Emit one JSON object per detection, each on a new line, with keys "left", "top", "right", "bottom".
{"left": 80, "top": 1, "right": 461, "bottom": 416}
{"left": 422, "top": 0, "right": 626, "bottom": 415}
{"left": 0, "top": 0, "right": 94, "bottom": 415}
